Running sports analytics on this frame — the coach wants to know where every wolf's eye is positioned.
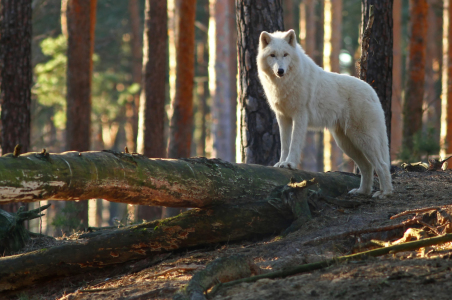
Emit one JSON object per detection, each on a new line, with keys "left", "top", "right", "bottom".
{"left": 284, "top": 53, "right": 289, "bottom": 57}
{"left": 270, "top": 54, "right": 276, "bottom": 57}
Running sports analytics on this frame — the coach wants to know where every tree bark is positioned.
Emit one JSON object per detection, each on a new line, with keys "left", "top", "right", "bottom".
{"left": 137, "top": 0, "right": 167, "bottom": 158}
{"left": 0, "top": 151, "right": 360, "bottom": 207}
{"left": 64, "top": 0, "right": 97, "bottom": 229}
{"left": 361, "top": 0, "right": 393, "bottom": 150}
{"left": 209, "top": 0, "right": 235, "bottom": 162}
{"left": 0, "top": 202, "right": 293, "bottom": 292}
{"left": 0, "top": 0, "right": 32, "bottom": 214}
{"left": 402, "top": 0, "right": 428, "bottom": 152}
{"left": 0, "top": 165, "right": 359, "bottom": 292}
{"left": 126, "top": 0, "right": 143, "bottom": 153}
{"left": 441, "top": 0, "right": 452, "bottom": 159}
{"left": 0, "top": 0, "right": 32, "bottom": 154}
{"left": 167, "top": 0, "right": 197, "bottom": 159}
{"left": 236, "top": 0, "right": 284, "bottom": 166}
{"left": 391, "top": 0, "right": 402, "bottom": 160}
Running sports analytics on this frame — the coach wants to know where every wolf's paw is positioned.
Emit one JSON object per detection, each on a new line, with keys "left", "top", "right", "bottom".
{"left": 278, "top": 161, "right": 297, "bottom": 170}
{"left": 348, "top": 188, "right": 372, "bottom": 196}
{"left": 274, "top": 162, "right": 282, "bottom": 168}
{"left": 372, "top": 190, "right": 393, "bottom": 199}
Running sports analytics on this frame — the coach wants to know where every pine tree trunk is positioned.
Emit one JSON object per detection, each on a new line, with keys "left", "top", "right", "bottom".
{"left": 126, "top": 0, "right": 143, "bottom": 152}
{"left": 402, "top": 0, "right": 428, "bottom": 152}
{"left": 361, "top": 0, "right": 393, "bottom": 150}
{"left": 0, "top": 0, "right": 32, "bottom": 155}
{"left": 64, "top": 0, "right": 97, "bottom": 229}
{"left": 391, "top": 0, "right": 402, "bottom": 160}
{"left": 441, "top": 0, "right": 452, "bottom": 159}
{"left": 210, "top": 0, "right": 234, "bottom": 162}
{"left": 0, "top": 0, "right": 32, "bottom": 213}
{"left": 137, "top": 0, "right": 167, "bottom": 158}
{"left": 167, "top": 0, "right": 197, "bottom": 159}
{"left": 236, "top": 0, "right": 284, "bottom": 166}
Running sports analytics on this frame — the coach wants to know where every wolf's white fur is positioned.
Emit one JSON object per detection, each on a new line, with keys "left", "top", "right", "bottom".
{"left": 257, "top": 30, "right": 393, "bottom": 198}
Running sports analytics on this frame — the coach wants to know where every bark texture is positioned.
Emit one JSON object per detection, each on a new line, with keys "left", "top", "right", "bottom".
{"left": 441, "top": 0, "right": 452, "bottom": 157}
{"left": 168, "top": 0, "right": 197, "bottom": 159}
{"left": 0, "top": 202, "right": 293, "bottom": 292}
{"left": 0, "top": 0, "right": 32, "bottom": 154}
{"left": 0, "top": 151, "right": 360, "bottom": 207}
{"left": 126, "top": 0, "right": 143, "bottom": 152}
{"left": 65, "top": 0, "right": 97, "bottom": 152}
{"left": 137, "top": 0, "right": 167, "bottom": 158}
{"left": 236, "top": 0, "right": 284, "bottom": 166}
{"left": 391, "top": 0, "right": 402, "bottom": 160}
{"left": 402, "top": 0, "right": 428, "bottom": 152}
{"left": 361, "top": 0, "right": 393, "bottom": 150}
{"left": 0, "top": 0, "right": 32, "bottom": 213}
{"left": 209, "top": 0, "right": 235, "bottom": 162}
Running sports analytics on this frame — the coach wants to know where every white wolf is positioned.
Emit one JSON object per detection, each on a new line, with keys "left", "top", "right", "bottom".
{"left": 257, "top": 29, "right": 393, "bottom": 198}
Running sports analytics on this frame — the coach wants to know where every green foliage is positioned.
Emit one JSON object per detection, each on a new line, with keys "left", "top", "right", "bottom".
{"left": 398, "top": 127, "right": 440, "bottom": 162}
{"left": 51, "top": 202, "right": 84, "bottom": 233}
{"left": 33, "top": 35, "right": 68, "bottom": 129}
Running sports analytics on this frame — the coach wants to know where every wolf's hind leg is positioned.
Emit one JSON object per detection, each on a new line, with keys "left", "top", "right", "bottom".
{"left": 357, "top": 134, "right": 393, "bottom": 199}
{"left": 331, "top": 127, "right": 373, "bottom": 195}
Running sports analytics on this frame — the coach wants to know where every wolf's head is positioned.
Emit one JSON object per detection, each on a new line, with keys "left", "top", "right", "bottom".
{"left": 257, "top": 30, "right": 298, "bottom": 78}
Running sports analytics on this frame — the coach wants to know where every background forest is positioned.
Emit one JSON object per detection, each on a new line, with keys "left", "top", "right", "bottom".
{"left": 0, "top": 0, "right": 449, "bottom": 236}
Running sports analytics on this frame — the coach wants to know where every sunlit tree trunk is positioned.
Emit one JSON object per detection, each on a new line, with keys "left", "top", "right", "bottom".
{"left": 167, "top": 0, "right": 197, "bottom": 159}
{"left": 64, "top": 0, "right": 97, "bottom": 228}
{"left": 236, "top": 0, "right": 283, "bottom": 166}
{"left": 391, "top": 0, "right": 402, "bottom": 160}
{"left": 164, "top": 0, "right": 197, "bottom": 218}
{"left": 0, "top": 0, "right": 32, "bottom": 213}
{"left": 402, "top": 0, "right": 428, "bottom": 152}
{"left": 300, "top": 0, "right": 324, "bottom": 172}
{"left": 323, "top": 0, "right": 343, "bottom": 172}
{"left": 441, "top": 0, "right": 452, "bottom": 160}
{"left": 209, "top": 0, "right": 235, "bottom": 162}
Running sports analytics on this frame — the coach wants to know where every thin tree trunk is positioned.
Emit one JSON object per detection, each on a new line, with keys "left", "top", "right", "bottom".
{"left": 283, "top": 0, "right": 295, "bottom": 31}
{"left": 402, "top": 0, "right": 428, "bottom": 153}
{"left": 441, "top": 0, "right": 452, "bottom": 159}
{"left": 228, "top": 0, "right": 237, "bottom": 162}
{"left": 64, "top": 0, "right": 97, "bottom": 229}
{"left": 167, "top": 0, "right": 197, "bottom": 159}
{"left": 423, "top": 0, "right": 442, "bottom": 142}
{"left": 0, "top": 0, "right": 32, "bottom": 213}
{"left": 236, "top": 0, "right": 284, "bottom": 166}
{"left": 362, "top": 0, "right": 393, "bottom": 151}
{"left": 323, "top": 0, "right": 343, "bottom": 172}
{"left": 209, "top": 0, "right": 234, "bottom": 162}
{"left": 300, "top": 0, "right": 324, "bottom": 172}
{"left": 137, "top": 0, "right": 167, "bottom": 158}
{"left": 126, "top": 0, "right": 143, "bottom": 153}
{"left": 391, "top": 0, "right": 402, "bottom": 160}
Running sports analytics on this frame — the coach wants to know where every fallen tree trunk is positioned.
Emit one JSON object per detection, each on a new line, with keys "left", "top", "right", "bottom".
{"left": 0, "top": 200, "right": 293, "bottom": 291}
{"left": 0, "top": 150, "right": 360, "bottom": 208}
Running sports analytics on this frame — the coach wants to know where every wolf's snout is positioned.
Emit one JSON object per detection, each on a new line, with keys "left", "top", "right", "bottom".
{"left": 277, "top": 68, "right": 285, "bottom": 77}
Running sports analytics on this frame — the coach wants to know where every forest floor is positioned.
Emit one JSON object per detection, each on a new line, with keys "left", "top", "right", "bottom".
{"left": 4, "top": 168, "right": 452, "bottom": 300}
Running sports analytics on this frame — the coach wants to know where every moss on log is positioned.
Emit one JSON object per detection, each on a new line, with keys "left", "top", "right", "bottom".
{"left": 0, "top": 200, "right": 292, "bottom": 292}
{"left": 0, "top": 151, "right": 360, "bottom": 208}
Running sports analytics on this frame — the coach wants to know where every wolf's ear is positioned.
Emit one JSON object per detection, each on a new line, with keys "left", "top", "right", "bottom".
{"left": 284, "top": 29, "right": 297, "bottom": 48}
{"left": 260, "top": 31, "right": 272, "bottom": 49}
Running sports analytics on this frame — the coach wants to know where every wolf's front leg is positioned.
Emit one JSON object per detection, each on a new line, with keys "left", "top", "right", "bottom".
{"left": 274, "top": 113, "right": 292, "bottom": 167}
{"left": 278, "top": 114, "right": 308, "bottom": 170}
